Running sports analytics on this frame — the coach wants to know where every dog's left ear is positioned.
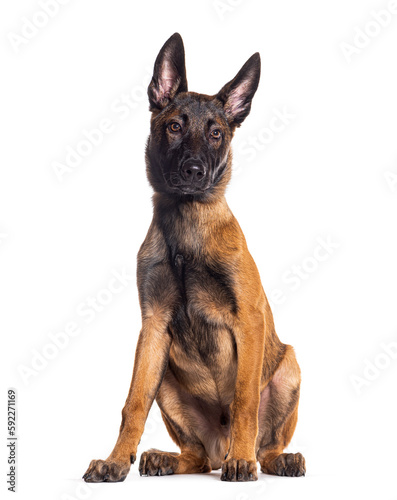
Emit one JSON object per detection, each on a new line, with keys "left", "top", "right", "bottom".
{"left": 148, "top": 33, "right": 188, "bottom": 111}
{"left": 216, "top": 53, "right": 261, "bottom": 127}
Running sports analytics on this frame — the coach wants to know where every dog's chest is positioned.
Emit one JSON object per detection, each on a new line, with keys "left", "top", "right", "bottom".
{"left": 168, "top": 253, "right": 237, "bottom": 402}
{"left": 169, "top": 251, "right": 237, "bottom": 360}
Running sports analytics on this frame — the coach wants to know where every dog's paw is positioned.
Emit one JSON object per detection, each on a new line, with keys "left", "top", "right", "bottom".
{"left": 261, "top": 452, "right": 306, "bottom": 477}
{"left": 82, "top": 457, "right": 132, "bottom": 482}
{"left": 139, "top": 450, "right": 178, "bottom": 476}
{"left": 221, "top": 458, "right": 258, "bottom": 482}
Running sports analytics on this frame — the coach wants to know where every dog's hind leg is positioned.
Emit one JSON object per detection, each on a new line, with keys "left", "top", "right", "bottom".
{"left": 256, "top": 345, "right": 306, "bottom": 477}
{"left": 139, "top": 368, "right": 229, "bottom": 476}
{"left": 139, "top": 399, "right": 211, "bottom": 476}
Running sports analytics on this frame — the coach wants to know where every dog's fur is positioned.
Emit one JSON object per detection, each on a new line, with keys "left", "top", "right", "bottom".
{"left": 83, "top": 33, "right": 305, "bottom": 483}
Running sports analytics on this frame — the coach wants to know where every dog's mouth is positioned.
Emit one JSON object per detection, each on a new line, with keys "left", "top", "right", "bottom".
{"left": 164, "top": 171, "right": 210, "bottom": 195}
{"left": 170, "top": 185, "right": 210, "bottom": 196}
{"left": 177, "top": 185, "right": 207, "bottom": 194}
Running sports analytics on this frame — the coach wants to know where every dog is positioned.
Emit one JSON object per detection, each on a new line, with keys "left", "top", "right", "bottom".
{"left": 83, "top": 33, "right": 305, "bottom": 483}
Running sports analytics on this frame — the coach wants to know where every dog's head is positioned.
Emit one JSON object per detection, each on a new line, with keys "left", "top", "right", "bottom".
{"left": 145, "top": 33, "right": 260, "bottom": 201}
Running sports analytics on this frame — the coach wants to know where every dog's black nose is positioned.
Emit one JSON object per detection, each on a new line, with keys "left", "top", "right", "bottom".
{"left": 181, "top": 162, "right": 206, "bottom": 184}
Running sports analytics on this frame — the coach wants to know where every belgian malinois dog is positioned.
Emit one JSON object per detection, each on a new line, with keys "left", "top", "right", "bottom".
{"left": 83, "top": 33, "right": 305, "bottom": 483}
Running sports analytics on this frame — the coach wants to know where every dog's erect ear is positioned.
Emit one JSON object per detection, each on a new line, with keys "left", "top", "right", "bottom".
{"left": 216, "top": 53, "right": 261, "bottom": 127}
{"left": 148, "top": 33, "right": 188, "bottom": 111}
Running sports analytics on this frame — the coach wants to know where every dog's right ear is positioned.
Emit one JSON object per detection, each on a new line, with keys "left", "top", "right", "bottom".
{"left": 216, "top": 53, "right": 261, "bottom": 127}
{"left": 148, "top": 33, "right": 188, "bottom": 111}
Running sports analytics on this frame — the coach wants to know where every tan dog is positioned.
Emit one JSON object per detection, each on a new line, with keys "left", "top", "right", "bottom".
{"left": 83, "top": 33, "right": 305, "bottom": 483}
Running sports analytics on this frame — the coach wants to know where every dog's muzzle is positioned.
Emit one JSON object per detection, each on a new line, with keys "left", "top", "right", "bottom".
{"left": 179, "top": 159, "right": 207, "bottom": 192}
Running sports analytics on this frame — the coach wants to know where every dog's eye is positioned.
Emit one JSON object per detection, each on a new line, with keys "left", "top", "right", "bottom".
{"left": 168, "top": 122, "right": 181, "bottom": 133}
{"left": 210, "top": 129, "right": 221, "bottom": 139}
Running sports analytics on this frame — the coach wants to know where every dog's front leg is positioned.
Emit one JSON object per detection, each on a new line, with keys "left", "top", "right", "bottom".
{"left": 83, "top": 318, "right": 172, "bottom": 482}
{"left": 221, "top": 313, "right": 265, "bottom": 482}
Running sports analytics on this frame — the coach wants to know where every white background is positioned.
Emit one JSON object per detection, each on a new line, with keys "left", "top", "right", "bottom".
{"left": 1, "top": 1, "right": 397, "bottom": 499}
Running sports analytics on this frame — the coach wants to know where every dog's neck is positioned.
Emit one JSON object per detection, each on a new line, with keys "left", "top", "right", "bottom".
{"left": 153, "top": 193, "right": 231, "bottom": 225}
{"left": 152, "top": 193, "right": 234, "bottom": 257}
